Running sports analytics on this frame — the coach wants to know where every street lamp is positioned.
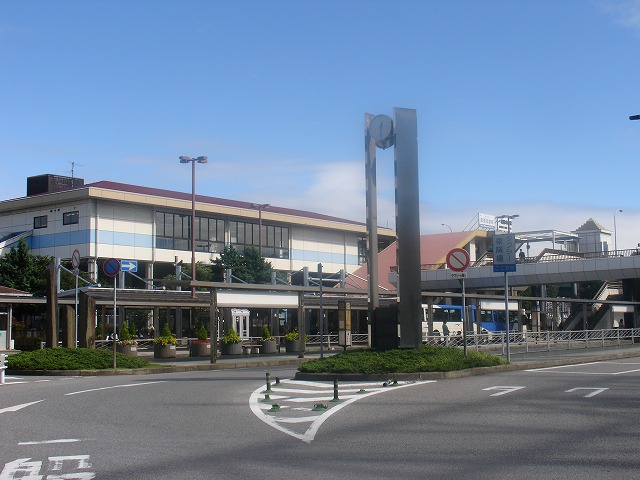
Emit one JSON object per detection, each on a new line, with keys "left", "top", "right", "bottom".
{"left": 179, "top": 155, "right": 208, "bottom": 297}
{"left": 497, "top": 214, "right": 519, "bottom": 233}
{"left": 441, "top": 223, "right": 452, "bottom": 233}
{"left": 630, "top": 114, "right": 640, "bottom": 120}
{"left": 614, "top": 208, "right": 622, "bottom": 253}
{"left": 251, "top": 203, "right": 270, "bottom": 256}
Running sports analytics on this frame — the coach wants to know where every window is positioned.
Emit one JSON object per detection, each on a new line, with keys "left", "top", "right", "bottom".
{"left": 34, "top": 215, "right": 48, "bottom": 229}
{"left": 229, "top": 220, "right": 289, "bottom": 259}
{"left": 63, "top": 211, "right": 79, "bottom": 225}
{"left": 155, "top": 211, "right": 225, "bottom": 253}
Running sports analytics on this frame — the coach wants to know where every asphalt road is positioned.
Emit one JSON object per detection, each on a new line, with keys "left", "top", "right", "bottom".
{"left": 2, "top": 357, "right": 640, "bottom": 479}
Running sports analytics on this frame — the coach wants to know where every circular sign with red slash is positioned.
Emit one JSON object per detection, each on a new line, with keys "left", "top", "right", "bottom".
{"left": 446, "top": 248, "right": 470, "bottom": 272}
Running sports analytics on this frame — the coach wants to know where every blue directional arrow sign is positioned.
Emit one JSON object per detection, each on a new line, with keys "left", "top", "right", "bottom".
{"left": 120, "top": 260, "right": 138, "bottom": 273}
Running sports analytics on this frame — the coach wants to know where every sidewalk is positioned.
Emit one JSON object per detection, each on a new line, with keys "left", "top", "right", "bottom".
{"left": 140, "top": 343, "right": 640, "bottom": 377}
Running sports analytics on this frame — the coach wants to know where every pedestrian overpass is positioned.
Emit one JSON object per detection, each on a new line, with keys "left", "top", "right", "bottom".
{"left": 405, "top": 248, "right": 640, "bottom": 291}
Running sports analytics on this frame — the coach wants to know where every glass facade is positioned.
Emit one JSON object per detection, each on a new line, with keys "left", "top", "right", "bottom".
{"left": 230, "top": 220, "right": 289, "bottom": 258}
{"left": 155, "top": 211, "right": 288, "bottom": 258}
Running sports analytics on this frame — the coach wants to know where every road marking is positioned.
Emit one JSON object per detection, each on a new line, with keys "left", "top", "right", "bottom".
{"left": 482, "top": 386, "right": 526, "bottom": 396}
{"left": 0, "top": 400, "right": 44, "bottom": 415}
{"left": 250, "top": 379, "right": 433, "bottom": 443}
{"left": 565, "top": 387, "right": 609, "bottom": 398}
{"left": 1, "top": 455, "right": 95, "bottom": 479}
{"left": 65, "top": 381, "right": 167, "bottom": 396}
{"left": 18, "top": 438, "right": 84, "bottom": 445}
{"left": 526, "top": 361, "right": 640, "bottom": 375}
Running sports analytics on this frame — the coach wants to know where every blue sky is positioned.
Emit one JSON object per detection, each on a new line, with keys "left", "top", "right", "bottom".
{"left": 2, "top": 1, "right": 640, "bottom": 250}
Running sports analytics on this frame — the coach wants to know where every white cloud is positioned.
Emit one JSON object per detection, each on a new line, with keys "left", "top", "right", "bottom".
{"left": 600, "top": 0, "right": 640, "bottom": 29}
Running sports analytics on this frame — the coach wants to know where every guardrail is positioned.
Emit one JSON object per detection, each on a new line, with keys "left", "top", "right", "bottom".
{"left": 423, "top": 328, "right": 640, "bottom": 355}
{"left": 94, "top": 333, "right": 371, "bottom": 352}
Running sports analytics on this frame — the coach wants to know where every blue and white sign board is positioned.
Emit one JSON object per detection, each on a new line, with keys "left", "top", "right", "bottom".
{"left": 120, "top": 260, "right": 138, "bottom": 273}
{"left": 493, "top": 233, "right": 516, "bottom": 272}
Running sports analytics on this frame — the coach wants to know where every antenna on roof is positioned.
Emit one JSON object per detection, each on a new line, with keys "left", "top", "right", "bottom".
{"left": 69, "top": 161, "right": 84, "bottom": 178}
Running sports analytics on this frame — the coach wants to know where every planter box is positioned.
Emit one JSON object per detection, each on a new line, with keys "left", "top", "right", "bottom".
{"left": 154, "top": 344, "right": 177, "bottom": 358}
{"left": 285, "top": 339, "right": 299, "bottom": 353}
{"left": 220, "top": 342, "right": 242, "bottom": 356}
{"left": 116, "top": 344, "right": 138, "bottom": 356}
{"left": 260, "top": 340, "right": 277, "bottom": 354}
{"left": 189, "top": 342, "right": 211, "bottom": 357}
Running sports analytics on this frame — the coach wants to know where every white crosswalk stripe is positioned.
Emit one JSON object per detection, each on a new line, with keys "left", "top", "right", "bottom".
{"left": 250, "top": 378, "right": 433, "bottom": 443}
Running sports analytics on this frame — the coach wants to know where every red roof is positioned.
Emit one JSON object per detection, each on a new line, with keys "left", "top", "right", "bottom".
{"left": 0, "top": 285, "right": 32, "bottom": 296}
{"left": 85, "top": 181, "right": 366, "bottom": 226}
{"left": 345, "top": 231, "right": 484, "bottom": 291}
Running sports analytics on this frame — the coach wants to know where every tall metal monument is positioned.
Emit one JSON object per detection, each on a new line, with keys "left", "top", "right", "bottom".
{"left": 365, "top": 108, "right": 422, "bottom": 349}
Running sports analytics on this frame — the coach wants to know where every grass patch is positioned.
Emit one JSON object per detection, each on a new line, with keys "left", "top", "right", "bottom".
{"left": 298, "top": 345, "right": 508, "bottom": 374}
{"left": 6, "top": 348, "right": 152, "bottom": 371}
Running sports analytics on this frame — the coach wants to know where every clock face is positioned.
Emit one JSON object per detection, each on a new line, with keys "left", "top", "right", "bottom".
{"left": 368, "top": 114, "right": 394, "bottom": 142}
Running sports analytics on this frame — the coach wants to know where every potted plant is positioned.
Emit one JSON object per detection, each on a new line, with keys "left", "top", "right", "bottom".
{"left": 116, "top": 322, "right": 138, "bottom": 356}
{"left": 189, "top": 323, "right": 211, "bottom": 357}
{"left": 220, "top": 327, "right": 242, "bottom": 356}
{"left": 259, "top": 325, "right": 277, "bottom": 354}
{"left": 154, "top": 322, "right": 177, "bottom": 358}
{"left": 284, "top": 329, "right": 305, "bottom": 353}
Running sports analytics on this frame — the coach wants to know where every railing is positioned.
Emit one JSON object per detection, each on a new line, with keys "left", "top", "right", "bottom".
{"left": 419, "top": 247, "right": 640, "bottom": 271}
{"left": 94, "top": 333, "right": 371, "bottom": 352}
{"left": 422, "top": 328, "right": 640, "bottom": 355}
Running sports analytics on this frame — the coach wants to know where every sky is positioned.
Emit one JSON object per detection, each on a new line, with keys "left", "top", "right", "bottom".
{"left": 1, "top": 0, "right": 640, "bottom": 252}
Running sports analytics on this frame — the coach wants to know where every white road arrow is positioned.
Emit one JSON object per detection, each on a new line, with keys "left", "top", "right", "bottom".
{"left": 565, "top": 387, "right": 609, "bottom": 398}
{"left": 0, "top": 400, "right": 44, "bottom": 415}
{"left": 482, "top": 386, "right": 526, "bottom": 396}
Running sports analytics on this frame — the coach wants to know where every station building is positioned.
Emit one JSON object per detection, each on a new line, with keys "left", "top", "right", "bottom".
{"left": 0, "top": 174, "right": 396, "bottom": 286}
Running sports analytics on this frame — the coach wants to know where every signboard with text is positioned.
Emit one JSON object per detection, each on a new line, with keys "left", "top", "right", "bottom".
{"left": 493, "top": 233, "right": 516, "bottom": 272}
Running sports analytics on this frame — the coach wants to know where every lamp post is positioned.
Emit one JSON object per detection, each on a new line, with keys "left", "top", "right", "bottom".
{"left": 251, "top": 203, "right": 270, "bottom": 256}
{"left": 630, "top": 114, "right": 640, "bottom": 120}
{"left": 179, "top": 155, "right": 208, "bottom": 297}
{"left": 441, "top": 223, "right": 452, "bottom": 233}
{"left": 497, "top": 214, "right": 519, "bottom": 233}
{"left": 614, "top": 208, "right": 622, "bottom": 253}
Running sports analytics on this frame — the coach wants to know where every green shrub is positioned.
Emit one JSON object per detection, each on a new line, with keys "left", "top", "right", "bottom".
{"left": 195, "top": 323, "right": 209, "bottom": 342}
{"left": 284, "top": 329, "right": 307, "bottom": 342}
{"left": 297, "top": 346, "right": 508, "bottom": 374}
{"left": 120, "top": 323, "right": 131, "bottom": 341}
{"left": 6, "top": 348, "right": 151, "bottom": 371}
{"left": 261, "top": 325, "right": 274, "bottom": 341}
{"left": 154, "top": 322, "right": 177, "bottom": 345}
{"left": 221, "top": 328, "right": 241, "bottom": 344}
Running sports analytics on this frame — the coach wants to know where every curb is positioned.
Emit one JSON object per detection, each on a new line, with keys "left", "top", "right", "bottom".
{"left": 294, "top": 349, "right": 640, "bottom": 382}
{"left": 6, "top": 357, "right": 312, "bottom": 377}
{"left": 7, "top": 349, "right": 640, "bottom": 378}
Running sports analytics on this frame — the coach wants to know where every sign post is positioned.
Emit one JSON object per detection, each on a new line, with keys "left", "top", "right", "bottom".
{"left": 447, "top": 248, "right": 470, "bottom": 355}
{"left": 493, "top": 234, "right": 516, "bottom": 361}
{"left": 72, "top": 249, "right": 80, "bottom": 349}
{"left": 103, "top": 258, "right": 121, "bottom": 369}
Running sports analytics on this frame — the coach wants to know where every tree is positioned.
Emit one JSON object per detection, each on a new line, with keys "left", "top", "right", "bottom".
{"left": 0, "top": 238, "right": 51, "bottom": 296}
{"left": 213, "top": 246, "right": 273, "bottom": 284}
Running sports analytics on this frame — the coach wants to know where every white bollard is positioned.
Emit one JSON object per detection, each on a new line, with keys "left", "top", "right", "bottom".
{"left": 0, "top": 354, "right": 6, "bottom": 384}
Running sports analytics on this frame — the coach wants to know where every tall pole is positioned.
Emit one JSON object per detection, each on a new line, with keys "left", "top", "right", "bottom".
{"left": 180, "top": 156, "right": 208, "bottom": 298}
{"left": 319, "top": 263, "right": 324, "bottom": 359}
{"left": 190, "top": 159, "right": 196, "bottom": 297}
{"left": 251, "top": 204, "right": 269, "bottom": 256}
{"left": 614, "top": 209, "right": 622, "bottom": 253}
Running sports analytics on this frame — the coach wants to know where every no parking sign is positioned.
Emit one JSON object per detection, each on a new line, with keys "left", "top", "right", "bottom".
{"left": 103, "top": 258, "right": 121, "bottom": 277}
{"left": 446, "top": 248, "right": 470, "bottom": 272}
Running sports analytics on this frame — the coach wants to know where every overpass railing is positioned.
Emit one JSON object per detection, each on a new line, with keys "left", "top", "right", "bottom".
{"left": 423, "top": 328, "right": 640, "bottom": 355}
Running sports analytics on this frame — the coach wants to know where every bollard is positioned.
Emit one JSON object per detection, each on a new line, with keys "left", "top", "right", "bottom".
{"left": 331, "top": 379, "right": 340, "bottom": 402}
{"left": 0, "top": 354, "right": 6, "bottom": 385}
{"left": 265, "top": 372, "right": 272, "bottom": 393}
